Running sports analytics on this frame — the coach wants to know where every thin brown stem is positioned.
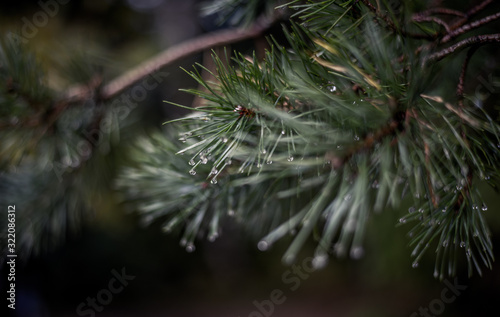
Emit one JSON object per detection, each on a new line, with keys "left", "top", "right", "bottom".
{"left": 454, "top": 48, "right": 478, "bottom": 210}
{"left": 100, "top": 14, "right": 279, "bottom": 101}
{"left": 415, "top": 7, "right": 465, "bottom": 18}
{"left": 457, "top": 47, "right": 479, "bottom": 109}
{"left": 425, "top": 33, "right": 500, "bottom": 63}
{"left": 442, "top": 11, "right": 500, "bottom": 44}
{"left": 413, "top": 16, "right": 451, "bottom": 33}
{"left": 450, "top": 0, "right": 494, "bottom": 30}
{"left": 327, "top": 98, "right": 403, "bottom": 169}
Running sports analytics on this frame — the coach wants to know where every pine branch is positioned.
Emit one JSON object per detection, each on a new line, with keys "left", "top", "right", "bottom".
{"left": 119, "top": 1, "right": 500, "bottom": 278}
{"left": 5, "top": 0, "right": 497, "bottom": 278}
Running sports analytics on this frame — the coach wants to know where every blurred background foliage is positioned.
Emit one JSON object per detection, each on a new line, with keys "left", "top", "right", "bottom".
{"left": 0, "top": 1, "right": 500, "bottom": 316}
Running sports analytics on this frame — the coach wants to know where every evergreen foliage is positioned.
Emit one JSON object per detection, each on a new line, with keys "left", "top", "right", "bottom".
{"left": 2, "top": 0, "right": 500, "bottom": 279}
{"left": 0, "top": 38, "right": 116, "bottom": 257}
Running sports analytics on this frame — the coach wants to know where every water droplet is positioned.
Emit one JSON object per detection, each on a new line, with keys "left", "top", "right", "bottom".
{"left": 481, "top": 203, "right": 488, "bottom": 211}
{"left": 210, "top": 178, "right": 218, "bottom": 184}
{"left": 210, "top": 168, "right": 218, "bottom": 175}
{"left": 466, "top": 248, "right": 472, "bottom": 258}
{"left": 472, "top": 204, "right": 478, "bottom": 210}
{"left": 408, "top": 207, "right": 416, "bottom": 213}
{"left": 227, "top": 209, "right": 235, "bottom": 216}
{"left": 226, "top": 158, "right": 232, "bottom": 165}
{"left": 208, "top": 233, "right": 219, "bottom": 242}
{"left": 266, "top": 160, "right": 273, "bottom": 164}
{"left": 186, "top": 244, "right": 196, "bottom": 253}
{"left": 354, "top": 135, "right": 360, "bottom": 141}
{"left": 281, "top": 130, "right": 286, "bottom": 135}
{"left": 287, "top": 156, "right": 294, "bottom": 162}
{"left": 328, "top": 85, "right": 337, "bottom": 92}
{"left": 473, "top": 231, "right": 479, "bottom": 238}
{"left": 399, "top": 218, "right": 406, "bottom": 224}
{"left": 180, "top": 238, "right": 187, "bottom": 247}
{"left": 442, "top": 208, "right": 447, "bottom": 213}
{"left": 261, "top": 149, "right": 267, "bottom": 154}
{"left": 312, "top": 255, "right": 328, "bottom": 269}
{"left": 412, "top": 262, "right": 419, "bottom": 268}
{"left": 336, "top": 145, "right": 342, "bottom": 149}
{"left": 257, "top": 240, "right": 269, "bottom": 251}
{"left": 179, "top": 136, "right": 187, "bottom": 143}
{"left": 456, "top": 185, "right": 463, "bottom": 191}
{"left": 221, "top": 137, "right": 228, "bottom": 143}
{"left": 257, "top": 163, "right": 262, "bottom": 168}
{"left": 418, "top": 208, "right": 424, "bottom": 213}
{"left": 460, "top": 241, "right": 466, "bottom": 248}
{"left": 201, "top": 157, "right": 208, "bottom": 164}
{"left": 442, "top": 240, "right": 449, "bottom": 247}
{"left": 434, "top": 270, "right": 439, "bottom": 278}
{"left": 189, "top": 169, "right": 196, "bottom": 175}
{"left": 371, "top": 180, "right": 380, "bottom": 189}
{"left": 350, "top": 247, "right": 365, "bottom": 259}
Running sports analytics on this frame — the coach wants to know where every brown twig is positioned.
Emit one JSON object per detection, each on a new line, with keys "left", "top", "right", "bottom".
{"left": 60, "top": 14, "right": 281, "bottom": 104}
{"left": 412, "top": 16, "right": 451, "bottom": 33}
{"left": 442, "top": 11, "right": 500, "bottom": 44}
{"left": 457, "top": 47, "right": 479, "bottom": 109}
{"left": 449, "top": 0, "right": 494, "bottom": 31}
{"left": 326, "top": 119, "right": 400, "bottom": 169}
{"left": 453, "top": 48, "right": 478, "bottom": 211}
{"left": 415, "top": 7, "right": 466, "bottom": 18}
{"left": 425, "top": 33, "right": 500, "bottom": 63}
{"left": 327, "top": 98, "right": 403, "bottom": 169}
{"left": 99, "top": 14, "right": 279, "bottom": 101}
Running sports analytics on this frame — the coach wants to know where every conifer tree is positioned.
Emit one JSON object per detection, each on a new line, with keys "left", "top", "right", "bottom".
{"left": 2, "top": 0, "right": 500, "bottom": 280}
